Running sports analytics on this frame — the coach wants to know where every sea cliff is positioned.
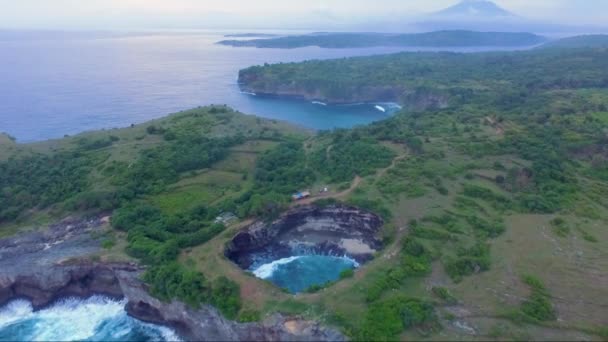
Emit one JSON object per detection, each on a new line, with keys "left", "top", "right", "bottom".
{"left": 238, "top": 69, "right": 448, "bottom": 110}
{"left": 0, "top": 216, "right": 345, "bottom": 341}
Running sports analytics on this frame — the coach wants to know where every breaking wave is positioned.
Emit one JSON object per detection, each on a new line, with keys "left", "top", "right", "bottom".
{"left": 0, "top": 296, "right": 181, "bottom": 341}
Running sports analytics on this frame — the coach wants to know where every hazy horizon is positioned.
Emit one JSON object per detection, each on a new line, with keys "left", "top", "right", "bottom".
{"left": 1, "top": 0, "right": 607, "bottom": 32}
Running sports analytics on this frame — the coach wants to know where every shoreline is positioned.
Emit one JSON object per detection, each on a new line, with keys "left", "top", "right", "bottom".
{"left": 0, "top": 215, "right": 345, "bottom": 341}
{"left": 0, "top": 261, "right": 345, "bottom": 342}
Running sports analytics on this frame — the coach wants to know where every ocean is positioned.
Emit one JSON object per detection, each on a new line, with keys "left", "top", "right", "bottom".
{"left": 0, "top": 30, "right": 530, "bottom": 142}
{"left": 251, "top": 255, "right": 359, "bottom": 293}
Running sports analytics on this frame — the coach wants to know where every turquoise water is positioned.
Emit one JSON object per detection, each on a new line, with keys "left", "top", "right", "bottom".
{"left": 251, "top": 255, "right": 359, "bottom": 293}
{"left": 0, "top": 296, "right": 180, "bottom": 342}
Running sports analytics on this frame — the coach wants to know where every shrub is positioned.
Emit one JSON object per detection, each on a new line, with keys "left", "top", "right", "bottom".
{"left": 101, "top": 238, "right": 116, "bottom": 249}
{"left": 356, "top": 297, "right": 436, "bottom": 341}
{"left": 519, "top": 275, "right": 556, "bottom": 322}
{"left": 432, "top": 287, "right": 457, "bottom": 305}
{"left": 444, "top": 243, "right": 491, "bottom": 282}
{"left": 365, "top": 238, "right": 432, "bottom": 302}
{"left": 144, "top": 264, "right": 241, "bottom": 319}
{"left": 339, "top": 269, "right": 355, "bottom": 279}
{"left": 237, "top": 310, "right": 261, "bottom": 323}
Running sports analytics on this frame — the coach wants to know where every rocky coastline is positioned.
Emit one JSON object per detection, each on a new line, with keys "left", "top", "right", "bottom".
{"left": 0, "top": 216, "right": 345, "bottom": 341}
{"left": 237, "top": 70, "right": 448, "bottom": 111}
{"left": 0, "top": 262, "right": 344, "bottom": 341}
{"left": 225, "top": 204, "right": 384, "bottom": 270}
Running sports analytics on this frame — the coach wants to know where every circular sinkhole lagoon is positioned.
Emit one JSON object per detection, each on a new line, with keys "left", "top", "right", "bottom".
{"left": 225, "top": 205, "right": 383, "bottom": 293}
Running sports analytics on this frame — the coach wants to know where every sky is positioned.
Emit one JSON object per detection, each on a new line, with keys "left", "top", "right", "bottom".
{"left": 0, "top": 0, "right": 606, "bottom": 30}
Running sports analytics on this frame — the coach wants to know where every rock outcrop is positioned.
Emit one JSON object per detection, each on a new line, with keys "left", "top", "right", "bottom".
{"left": 225, "top": 204, "right": 384, "bottom": 270}
{"left": 0, "top": 215, "right": 345, "bottom": 341}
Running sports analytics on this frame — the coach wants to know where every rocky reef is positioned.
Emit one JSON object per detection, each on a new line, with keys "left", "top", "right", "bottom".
{"left": 225, "top": 204, "right": 384, "bottom": 270}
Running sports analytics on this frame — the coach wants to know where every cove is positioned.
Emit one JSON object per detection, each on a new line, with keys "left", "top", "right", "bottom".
{"left": 251, "top": 255, "right": 359, "bottom": 293}
{"left": 0, "top": 296, "right": 181, "bottom": 342}
{"left": 225, "top": 205, "right": 384, "bottom": 293}
{"left": 238, "top": 95, "right": 401, "bottom": 132}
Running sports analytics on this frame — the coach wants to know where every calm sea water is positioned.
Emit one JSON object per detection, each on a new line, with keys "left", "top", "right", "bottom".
{"left": 0, "top": 30, "right": 532, "bottom": 142}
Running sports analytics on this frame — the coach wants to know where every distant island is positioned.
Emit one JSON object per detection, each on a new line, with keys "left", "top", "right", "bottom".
{"left": 218, "top": 30, "right": 547, "bottom": 49}
{"left": 223, "top": 33, "right": 280, "bottom": 38}
{"left": 539, "top": 34, "right": 608, "bottom": 49}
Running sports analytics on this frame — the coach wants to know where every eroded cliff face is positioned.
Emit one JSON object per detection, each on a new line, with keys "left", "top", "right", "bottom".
{"left": 238, "top": 71, "right": 448, "bottom": 111}
{"left": 225, "top": 205, "right": 384, "bottom": 270}
{"left": 0, "top": 263, "right": 345, "bottom": 342}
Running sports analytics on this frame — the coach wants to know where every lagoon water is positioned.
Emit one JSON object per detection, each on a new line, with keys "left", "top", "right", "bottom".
{"left": 0, "top": 30, "right": 532, "bottom": 142}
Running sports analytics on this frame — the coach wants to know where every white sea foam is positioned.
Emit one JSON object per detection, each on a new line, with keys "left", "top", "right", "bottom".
{"left": 252, "top": 256, "right": 303, "bottom": 279}
{"left": 251, "top": 255, "right": 359, "bottom": 279}
{"left": 0, "top": 299, "right": 33, "bottom": 328}
{"left": 0, "top": 296, "right": 182, "bottom": 341}
{"left": 312, "top": 101, "right": 327, "bottom": 106}
{"left": 240, "top": 91, "right": 257, "bottom": 96}
{"left": 341, "top": 255, "right": 361, "bottom": 268}
{"left": 142, "top": 321, "right": 183, "bottom": 342}
{"left": 374, "top": 105, "right": 386, "bottom": 112}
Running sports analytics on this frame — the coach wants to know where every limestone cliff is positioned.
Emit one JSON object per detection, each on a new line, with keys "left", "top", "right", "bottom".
{"left": 238, "top": 70, "right": 448, "bottom": 111}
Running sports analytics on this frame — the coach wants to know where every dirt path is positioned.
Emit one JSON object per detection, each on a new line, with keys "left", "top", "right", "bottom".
{"left": 292, "top": 175, "right": 363, "bottom": 206}
{"left": 376, "top": 153, "right": 408, "bottom": 179}
{"left": 293, "top": 152, "right": 408, "bottom": 207}
{"left": 485, "top": 116, "right": 504, "bottom": 135}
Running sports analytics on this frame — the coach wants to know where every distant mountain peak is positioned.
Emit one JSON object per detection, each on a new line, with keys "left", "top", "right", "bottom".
{"left": 433, "top": 0, "right": 515, "bottom": 18}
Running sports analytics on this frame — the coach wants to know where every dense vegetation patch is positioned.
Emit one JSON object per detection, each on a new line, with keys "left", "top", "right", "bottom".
{"left": 311, "top": 131, "right": 395, "bottom": 183}
{"left": 240, "top": 48, "right": 608, "bottom": 106}
{"left": 144, "top": 263, "right": 241, "bottom": 319}
{"left": 0, "top": 151, "right": 92, "bottom": 221}
{"left": 506, "top": 275, "right": 557, "bottom": 324}
{"left": 355, "top": 296, "right": 437, "bottom": 341}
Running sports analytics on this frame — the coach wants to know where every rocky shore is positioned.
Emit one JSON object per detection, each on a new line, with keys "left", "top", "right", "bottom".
{"left": 0, "top": 262, "right": 344, "bottom": 341}
{"left": 225, "top": 204, "right": 384, "bottom": 270}
{"left": 237, "top": 70, "right": 448, "bottom": 110}
{"left": 0, "top": 215, "right": 345, "bottom": 341}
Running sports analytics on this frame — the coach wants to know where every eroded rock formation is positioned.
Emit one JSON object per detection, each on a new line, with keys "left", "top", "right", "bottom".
{"left": 0, "top": 215, "right": 345, "bottom": 341}
{"left": 225, "top": 204, "right": 384, "bottom": 270}
{"left": 0, "top": 263, "right": 345, "bottom": 341}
